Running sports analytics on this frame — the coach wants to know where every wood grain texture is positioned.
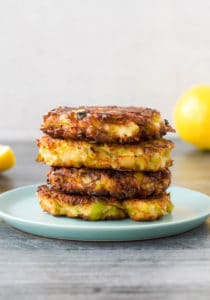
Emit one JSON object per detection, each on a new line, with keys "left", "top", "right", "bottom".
{"left": 0, "top": 139, "right": 210, "bottom": 300}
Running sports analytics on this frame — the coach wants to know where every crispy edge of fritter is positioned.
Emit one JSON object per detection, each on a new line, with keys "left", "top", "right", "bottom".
{"left": 37, "top": 185, "right": 126, "bottom": 221}
{"left": 41, "top": 106, "right": 175, "bottom": 143}
{"left": 47, "top": 167, "right": 171, "bottom": 199}
{"left": 36, "top": 185, "right": 173, "bottom": 221}
{"left": 124, "top": 193, "right": 173, "bottom": 221}
{"left": 36, "top": 135, "right": 174, "bottom": 171}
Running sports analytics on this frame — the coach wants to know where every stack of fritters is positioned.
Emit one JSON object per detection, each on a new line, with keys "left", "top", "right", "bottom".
{"left": 36, "top": 106, "right": 175, "bottom": 221}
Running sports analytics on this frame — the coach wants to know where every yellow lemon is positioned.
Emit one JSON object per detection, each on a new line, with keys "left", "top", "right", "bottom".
{"left": 0, "top": 145, "right": 16, "bottom": 172}
{"left": 174, "top": 85, "right": 210, "bottom": 150}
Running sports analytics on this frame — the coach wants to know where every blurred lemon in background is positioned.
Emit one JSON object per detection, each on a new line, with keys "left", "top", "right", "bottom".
{"left": 0, "top": 145, "right": 16, "bottom": 172}
{"left": 174, "top": 85, "right": 210, "bottom": 150}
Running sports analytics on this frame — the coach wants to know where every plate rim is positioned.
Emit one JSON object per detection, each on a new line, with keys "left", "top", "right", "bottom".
{"left": 0, "top": 183, "right": 209, "bottom": 230}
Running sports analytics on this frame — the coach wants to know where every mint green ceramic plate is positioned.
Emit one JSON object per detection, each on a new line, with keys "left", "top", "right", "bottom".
{"left": 0, "top": 184, "right": 209, "bottom": 241}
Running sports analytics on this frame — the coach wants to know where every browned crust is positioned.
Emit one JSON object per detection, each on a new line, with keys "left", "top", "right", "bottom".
{"left": 37, "top": 184, "right": 170, "bottom": 205}
{"left": 47, "top": 167, "right": 171, "bottom": 199}
{"left": 37, "top": 134, "right": 174, "bottom": 152}
{"left": 37, "top": 184, "right": 121, "bottom": 205}
{"left": 41, "top": 106, "right": 175, "bottom": 143}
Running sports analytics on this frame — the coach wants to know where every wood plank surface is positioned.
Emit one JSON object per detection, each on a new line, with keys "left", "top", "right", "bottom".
{"left": 0, "top": 139, "right": 210, "bottom": 300}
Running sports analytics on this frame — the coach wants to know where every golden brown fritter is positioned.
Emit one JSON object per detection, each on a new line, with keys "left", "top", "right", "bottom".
{"left": 37, "top": 135, "right": 174, "bottom": 171}
{"left": 37, "top": 185, "right": 173, "bottom": 221}
{"left": 47, "top": 167, "right": 171, "bottom": 199}
{"left": 41, "top": 106, "right": 175, "bottom": 144}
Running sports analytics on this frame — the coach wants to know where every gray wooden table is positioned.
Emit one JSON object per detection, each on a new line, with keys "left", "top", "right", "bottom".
{"left": 0, "top": 139, "right": 210, "bottom": 300}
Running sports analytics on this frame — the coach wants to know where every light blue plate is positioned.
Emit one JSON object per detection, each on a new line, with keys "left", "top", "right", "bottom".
{"left": 0, "top": 184, "right": 209, "bottom": 241}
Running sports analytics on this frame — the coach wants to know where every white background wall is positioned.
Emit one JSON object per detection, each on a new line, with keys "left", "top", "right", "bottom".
{"left": 1, "top": 0, "right": 210, "bottom": 139}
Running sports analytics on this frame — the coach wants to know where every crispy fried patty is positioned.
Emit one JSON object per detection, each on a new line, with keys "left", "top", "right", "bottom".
{"left": 37, "top": 185, "right": 173, "bottom": 221}
{"left": 41, "top": 106, "right": 175, "bottom": 143}
{"left": 37, "top": 135, "right": 174, "bottom": 171}
{"left": 47, "top": 167, "right": 171, "bottom": 199}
